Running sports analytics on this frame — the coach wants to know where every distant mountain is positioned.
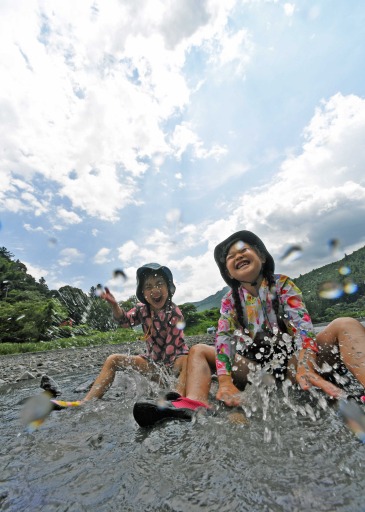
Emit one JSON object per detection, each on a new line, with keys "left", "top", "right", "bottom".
{"left": 192, "top": 286, "right": 229, "bottom": 312}
{"left": 190, "top": 245, "right": 365, "bottom": 323}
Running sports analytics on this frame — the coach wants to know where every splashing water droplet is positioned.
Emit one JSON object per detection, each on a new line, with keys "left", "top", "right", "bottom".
{"left": 166, "top": 208, "right": 181, "bottom": 225}
{"left": 338, "top": 266, "right": 351, "bottom": 276}
{"left": 234, "top": 240, "right": 245, "bottom": 251}
{"left": 280, "top": 245, "right": 303, "bottom": 263}
{"left": 232, "top": 366, "right": 238, "bottom": 371}
{"left": 318, "top": 281, "right": 343, "bottom": 299}
{"left": 113, "top": 269, "right": 127, "bottom": 281}
{"left": 176, "top": 320, "right": 186, "bottom": 330}
{"left": 95, "top": 284, "right": 105, "bottom": 297}
{"left": 328, "top": 238, "right": 340, "bottom": 255}
{"left": 255, "top": 353, "right": 262, "bottom": 360}
{"left": 343, "top": 280, "right": 358, "bottom": 295}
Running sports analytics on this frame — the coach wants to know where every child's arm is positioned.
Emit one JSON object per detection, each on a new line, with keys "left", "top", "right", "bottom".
{"left": 100, "top": 287, "right": 139, "bottom": 327}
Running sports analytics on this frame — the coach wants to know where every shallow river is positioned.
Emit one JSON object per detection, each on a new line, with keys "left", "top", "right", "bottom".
{"left": 1, "top": 367, "right": 365, "bottom": 512}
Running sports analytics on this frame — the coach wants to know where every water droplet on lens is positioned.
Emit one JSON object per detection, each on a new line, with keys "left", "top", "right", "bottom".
{"left": 176, "top": 320, "right": 186, "bottom": 330}
{"left": 48, "top": 237, "right": 57, "bottom": 247}
{"left": 95, "top": 284, "right": 105, "bottom": 297}
{"left": 318, "top": 281, "right": 343, "bottom": 299}
{"left": 328, "top": 238, "right": 341, "bottom": 256}
{"left": 280, "top": 245, "right": 303, "bottom": 263}
{"left": 113, "top": 269, "right": 127, "bottom": 280}
{"left": 343, "top": 280, "right": 358, "bottom": 294}
{"left": 338, "top": 266, "right": 351, "bottom": 276}
{"left": 233, "top": 241, "right": 245, "bottom": 251}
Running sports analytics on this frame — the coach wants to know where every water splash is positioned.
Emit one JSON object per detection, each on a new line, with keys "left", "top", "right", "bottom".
{"left": 338, "top": 265, "right": 351, "bottom": 276}
{"left": 280, "top": 244, "right": 303, "bottom": 264}
{"left": 343, "top": 280, "right": 358, "bottom": 295}
{"left": 318, "top": 281, "right": 343, "bottom": 299}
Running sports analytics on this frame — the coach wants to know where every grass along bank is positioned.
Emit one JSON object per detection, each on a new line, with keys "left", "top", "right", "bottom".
{"left": 0, "top": 328, "right": 140, "bottom": 356}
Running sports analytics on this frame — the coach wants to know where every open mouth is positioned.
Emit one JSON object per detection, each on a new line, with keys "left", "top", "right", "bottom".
{"left": 151, "top": 295, "right": 163, "bottom": 304}
{"left": 236, "top": 259, "right": 250, "bottom": 270}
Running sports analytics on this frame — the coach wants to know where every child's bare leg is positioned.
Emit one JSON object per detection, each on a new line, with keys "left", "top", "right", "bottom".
{"left": 173, "top": 355, "right": 188, "bottom": 396}
{"left": 185, "top": 344, "right": 216, "bottom": 405}
{"left": 315, "top": 317, "right": 365, "bottom": 389}
{"left": 84, "top": 354, "right": 152, "bottom": 402}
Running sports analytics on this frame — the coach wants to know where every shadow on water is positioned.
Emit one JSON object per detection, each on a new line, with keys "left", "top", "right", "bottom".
{"left": 1, "top": 369, "right": 364, "bottom": 512}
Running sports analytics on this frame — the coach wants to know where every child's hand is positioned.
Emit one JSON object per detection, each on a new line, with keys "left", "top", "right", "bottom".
{"left": 216, "top": 381, "right": 242, "bottom": 407}
{"left": 99, "top": 287, "right": 118, "bottom": 305}
{"left": 296, "top": 358, "right": 344, "bottom": 399}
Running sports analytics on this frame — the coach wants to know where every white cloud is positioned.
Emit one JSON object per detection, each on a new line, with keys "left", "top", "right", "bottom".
{"left": 0, "top": 0, "right": 244, "bottom": 222}
{"left": 23, "top": 261, "right": 48, "bottom": 281}
{"left": 58, "top": 248, "right": 84, "bottom": 267}
{"left": 57, "top": 208, "right": 82, "bottom": 225}
{"left": 199, "top": 93, "right": 365, "bottom": 279}
{"left": 93, "top": 247, "right": 112, "bottom": 264}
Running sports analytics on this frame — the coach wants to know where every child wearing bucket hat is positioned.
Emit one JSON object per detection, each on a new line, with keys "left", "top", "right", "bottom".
{"left": 51, "top": 263, "right": 189, "bottom": 408}
{"left": 133, "top": 231, "right": 365, "bottom": 427}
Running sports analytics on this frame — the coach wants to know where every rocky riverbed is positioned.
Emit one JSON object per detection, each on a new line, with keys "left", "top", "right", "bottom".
{"left": 0, "top": 335, "right": 214, "bottom": 385}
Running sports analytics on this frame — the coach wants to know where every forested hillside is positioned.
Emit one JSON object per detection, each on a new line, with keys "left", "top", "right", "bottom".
{"left": 0, "top": 247, "right": 122, "bottom": 343}
{"left": 293, "top": 246, "right": 365, "bottom": 322}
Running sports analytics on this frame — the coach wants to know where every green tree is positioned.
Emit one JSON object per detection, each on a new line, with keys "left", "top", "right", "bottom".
{"left": 179, "top": 303, "right": 200, "bottom": 328}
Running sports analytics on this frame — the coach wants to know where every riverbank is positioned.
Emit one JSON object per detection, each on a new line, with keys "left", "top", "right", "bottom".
{"left": 0, "top": 334, "right": 214, "bottom": 384}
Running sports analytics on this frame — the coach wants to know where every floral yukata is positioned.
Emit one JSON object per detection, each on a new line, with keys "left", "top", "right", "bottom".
{"left": 115, "top": 303, "right": 188, "bottom": 367}
{"left": 215, "top": 274, "right": 318, "bottom": 376}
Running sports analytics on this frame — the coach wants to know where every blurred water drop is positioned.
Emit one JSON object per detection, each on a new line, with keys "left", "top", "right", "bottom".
{"left": 328, "top": 238, "right": 340, "bottom": 255}
{"left": 165, "top": 208, "right": 181, "bottom": 225}
{"left": 234, "top": 240, "right": 245, "bottom": 251}
{"left": 113, "top": 269, "right": 127, "bottom": 281}
{"left": 318, "top": 281, "right": 343, "bottom": 299}
{"left": 232, "top": 365, "right": 238, "bottom": 371}
{"left": 48, "top": 237, "right": 58, "bottom": 247}
{"left": 343, "top": 280, "right": 358, "bottom": 295}
{"left": 255, "top": 353, "right": 262, "bottom": 360}
{"left": 95, "top": 284, "right": 105, "bottom": 297}
{"left": 176, "top": 320, "right": 186, "bottom": 330}
{"left": 338, "top": 265, "right": 351, "bottom": 276}
{"left": 280, "top": 245, "right": 303, "bottom": 263}
{"left": 21, "top": 392, "right": 53, "bottom": 431}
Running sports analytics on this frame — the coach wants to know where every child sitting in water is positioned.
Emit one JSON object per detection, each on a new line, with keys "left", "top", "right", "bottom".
{"left": 133, "top": 231, "right": 365, "bottom": 427}
{"left": 52, "top": 263, "right": 189, "bottom": 408}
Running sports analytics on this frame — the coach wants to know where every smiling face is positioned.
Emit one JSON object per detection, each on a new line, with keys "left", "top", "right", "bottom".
{"left": 225, "top": 241, "right": 266, "bottom": 284}
{"left": 142, "top": 273, "right": 169, "bottom": 311}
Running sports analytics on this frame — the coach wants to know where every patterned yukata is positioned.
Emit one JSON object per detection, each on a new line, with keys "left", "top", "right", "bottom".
{"left": 115, "top": 302, "right": 189, "bottom": 367}
{"left": 216, "top": 274, "right": 318, "bottom": 376}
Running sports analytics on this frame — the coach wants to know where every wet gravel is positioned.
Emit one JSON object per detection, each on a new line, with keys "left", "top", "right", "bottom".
{"left": 0, "top": 335, "right": 213, "bottom": 384}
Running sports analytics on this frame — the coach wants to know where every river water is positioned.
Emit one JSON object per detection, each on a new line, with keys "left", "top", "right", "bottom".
{"left": 1, "top": 365, "right": 365, "bottom": 511}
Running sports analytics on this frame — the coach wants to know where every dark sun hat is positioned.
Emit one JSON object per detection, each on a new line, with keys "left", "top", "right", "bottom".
{"left": 136, "top": 263, "right": 176, "bottom": 304}
{"left": 214, "top": 230, "right": 275, "bottom": 287}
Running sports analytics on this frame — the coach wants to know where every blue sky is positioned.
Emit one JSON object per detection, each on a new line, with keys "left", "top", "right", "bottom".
{"left": 1, "top": 0, "right": 365, "bottom": 304}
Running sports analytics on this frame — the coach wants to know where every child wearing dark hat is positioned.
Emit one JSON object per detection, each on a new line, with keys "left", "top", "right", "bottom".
{"left": 52, "top": 263, "right": 189, "bottom": 407}
{"left": 133, "top": 231, "right": 365, "bottom": 427}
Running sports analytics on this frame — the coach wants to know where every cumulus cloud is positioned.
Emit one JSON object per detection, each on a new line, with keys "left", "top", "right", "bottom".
{"left": 58, "top": 248, "right": 84, "bottom": 267}
{"left": 93, "top": 247, "right": 112, "bottom": 264}
{"left": 0, "top": 0, "right": 244, "bottom": 223}
{"left": 57, "top": 208, "right": 82, "bottom": 225}
{"left": 195, "top": 93, "right": 365, "bottom": 281}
